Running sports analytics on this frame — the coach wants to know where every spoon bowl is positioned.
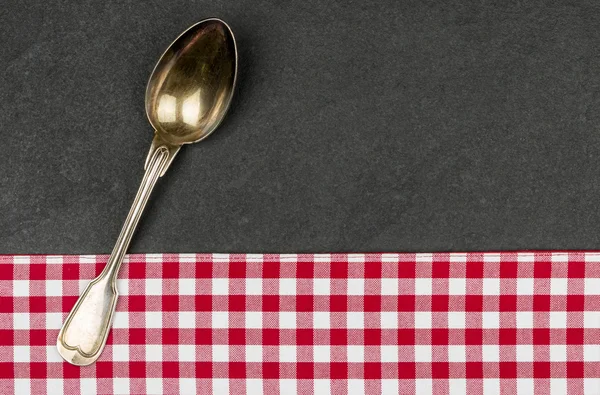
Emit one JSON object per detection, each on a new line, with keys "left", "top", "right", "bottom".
{"left": 146, "top": 18, "right": 237, "bottom": 145}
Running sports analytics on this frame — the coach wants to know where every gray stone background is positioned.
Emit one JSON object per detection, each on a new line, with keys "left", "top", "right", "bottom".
{"left": 2, "top": 1, "right": 600, "bottom": 254}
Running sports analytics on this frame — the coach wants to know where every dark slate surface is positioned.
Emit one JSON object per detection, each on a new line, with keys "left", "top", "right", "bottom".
{"left": 2, "top": 1, "right": 600, "bottom": 254}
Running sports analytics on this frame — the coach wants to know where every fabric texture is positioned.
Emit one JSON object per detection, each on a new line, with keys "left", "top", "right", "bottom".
{"left": 0, "top": 253, "right": 599, "bottom": 394}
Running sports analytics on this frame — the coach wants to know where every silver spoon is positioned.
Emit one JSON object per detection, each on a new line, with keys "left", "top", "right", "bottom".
{"left": 57, "top": 18, "right": 238, "bottom": 365}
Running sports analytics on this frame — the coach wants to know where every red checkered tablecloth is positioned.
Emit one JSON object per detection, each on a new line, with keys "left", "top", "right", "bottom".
{"left": 0, "top": 253, "right": 599, "bottom": 394}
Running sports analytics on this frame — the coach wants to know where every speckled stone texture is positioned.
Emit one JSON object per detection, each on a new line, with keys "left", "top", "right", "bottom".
{"left": 2, "top": 1, "right": 600, "bottom": 253}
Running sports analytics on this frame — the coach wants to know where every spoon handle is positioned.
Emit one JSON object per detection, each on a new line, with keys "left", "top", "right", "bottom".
{"left": 57, "top": 134, "right": 180, "bottom": 365}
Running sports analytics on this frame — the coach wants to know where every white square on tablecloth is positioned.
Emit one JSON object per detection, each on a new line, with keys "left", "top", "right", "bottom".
{"left": 585, "top": 253, "right": 600, "bottom": 262}
{"left": 279, "top": 312, "right": 296, "bottom": 329}
{"left": 483, "top": 379, "right": 500, "bottom": 395}
{"left": 279, "top": 278, "right": 296, "bottom": 295}
{"left": 414, "top": 312, "right": 432, "bottom": 329}
{"left": 584, "top": 344, "right": 600, "bottom": 361}
{"left": 245, "top": 312, "right": 262, "bottom": 329}
{"left": 313, "top": 278, "right": 330, "bottom": 295}
{"left": 313, "top": 312, "right": 330, "bottom": 329}
{"left": 448, "top": 278, "right": 466, "bottom": 295}
{"left": 516, "top": 278, "right": 534, "bottom": 295}
{"left": 13, "top": 256, "right": 30, "bottom": 264}
{"left": 347, "top": 278, "right": 364, "bottom": 295}
{"left": 347, "top": 312, "right": 364, "bottom": 329}
{"left": 313, "top": 254, "right": 331, "bottom": 263}
{"left": 348, "top": 379, "right": 365, "bottom": 395}
{"left": 550, "top": 379, "right": 567, "bottom": 395}
{"left": 415, "top": 379, "right": 433, "bottom": 395}
{"left": 516, "top": 345, "right": 534, "bottom": 362}
{"left": 246, "top": 379, "right": 263, "bottom": 395}
{"left": 212, "top": 311, "right": 229, "bottom": 328}
{"left": 113, "top": 311, "right": 129, "bottom": 328}
{"left": 113, "top": 378, "right": 129, "bottom": 395}
{"left": 13, "top": 313, "right": 30, "bottom": 330}
{"left": 482, "top": 312, "right": 499, "bottom": 328}
{"left": 46, "top": 345, "right": 63, "bottom": 363}
{"left": 46, "top": 312, "right": 63, "bottom": 330}
{"left": 381, "top": 379, "right": 399, "bottom": 395}
{"left": 145, "top": 345, "right": 162, "bottom": 362}
{"left": 280, "top": 379, "right": 297, "bottom": 394}
{"left": 482, "top": 278, "right": 500, "bottom": 295}
{"left": 13, "top": 280, "right": 29, "bottom": 297}
{"left": 179, "top": 378, "right": 196, "bottom": 394}
{"left": 450, "top": 253, "right": 467, "bottom": 263}
{"left": 585, "top": 379, "right": 600, "bottom": 395}
{"left": 415, "top": 278, "right": 432, "bottom": 295}
{"left": 46, "top": 280, "right": 62, "bottom": 296}
{"left": 212, "top": 278, "right": 228, "bottom": 295}
{"left": 347, "top": 345, "right": 364, "bottom": 362}
{"left": 212, "top": 345, "right": 228, "bottom": 362}
{"left": 46, "top": 256, "right": 63, "bottom": 264}
{"left": 179, "top": 253, "right": 196, "bottom": 262}
{"left": 550, "top": 278, "right": 568, "bottom": 295}
{"left": 551, "top": 253, "right": 568, "bottom": 262}
{"left": 584, "top": 311, "right": 600, "bottom": 328}
{"left": 178, "top": 311, "right": 195, "bottom": 328}
{"left": 414, "top": 345, "right": 432, "bottom": 362}
{"left": 314, "top": 379, "right": 331, "bottom": 395}
{"left": 212, "top": 253, "right": 230, "bottom": 262}
{"left": 380, "top": 278, "right": 398, "bottom": 295}
{"left": 516, "top": 311, "right": 534, "bottom": 328}
{"left": 245, "top": 345, "right": 262, "bottom": 362}
{"left": 448, "top": 345, "right": 466, "bottom": 362}
{"left": 145, "top": 278, "right": 162, "bottom": 295}
{"left": 47, "top": 379, "right": 63, "bottom": 395}
{"left": 584, "top": 278, "right": 600, "bottom": 295}
{"left": 482, "top": 345, "right": 499, "bottom": 362}
{"left": 484, "top": 254, "right": 501, "bottom": 263}
{"left": 80, "top": 378, "right": 97, "bottom": 395}
{"left": 517, "top": 379, "right": 534, "bottom": 395}
{"left": 449, "top": 379, "right": 467, "bottom": 395}
{"left": 145, "top": 254, "right": 163, "bottom": 262}
{"left": 246, "top": 253, "right": 264, "bottom": 262}
{"left": 279, "top": 345, "right": 297, "bottom": 362}
{"left": 381, "top": 312, "right": 398, "bottom": 329}
{"left": 178, "top": 278, "right": 195, "bottom": 295}
{"left": 14, "top": 346, "right": 29, "bottom": 362}
{"left": 213, "top": 379, "right": 229, "bottom": 395}
{"left": 313, "top": 345, "right": 331, "bottom": 362}
{"left": 549, "top": 345, "right": 567, "bottom": 361}
{"left": 112, "top": 344, "right": 129, "bottom": 362}
{"left": 14, "top": 379, "right": 30, "bottom": 395}
{"left": 348, "top": 254, "right": 365, "bottom": 263}
{"left": 146, "top": 378, "right": 162, "bottom": 395}
{"left": 381, "top": 345, "right": 398, "bottom": 363}
{"left": 178, "top": 345, "right": 195, "bottom": 362}
{"left": 549, "top": 312, "right": 567, "bottom": 328}
{"left": 448, "top": 312, "right": 466, "bottom": 328}
{"left": 245, "top": 278, "right": 262, "bottom": 295}
{"left": 517, "top": 253, "right": 535, "bottom": 262}
{"left": 145, "top": 311, "right": 163, "bottom": 328}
